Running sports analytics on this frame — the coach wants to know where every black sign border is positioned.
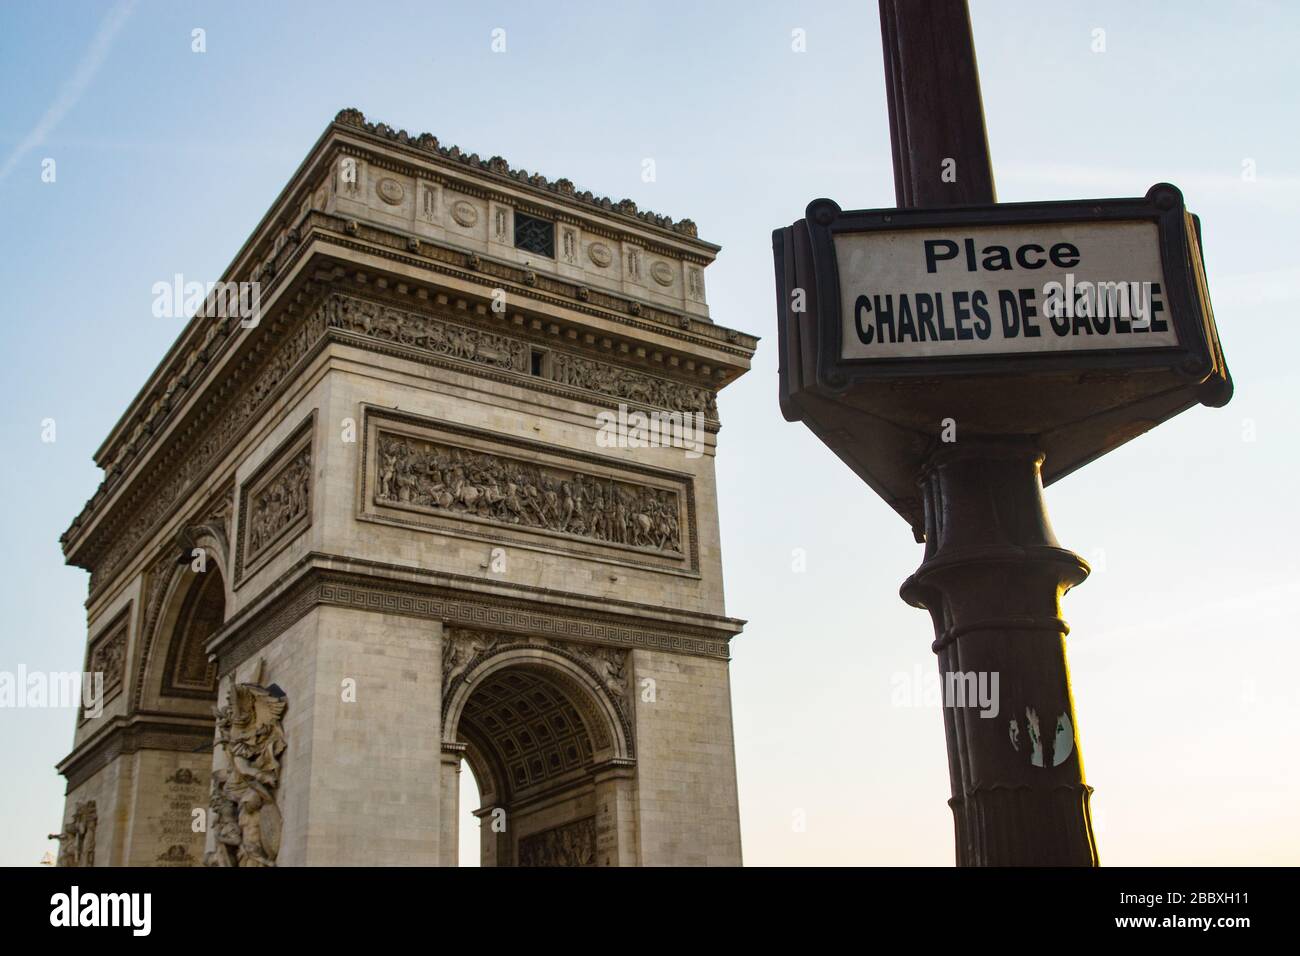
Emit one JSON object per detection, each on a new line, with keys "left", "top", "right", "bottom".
{"left": 804, "top": 183, "right": 1218, "bottom": 388}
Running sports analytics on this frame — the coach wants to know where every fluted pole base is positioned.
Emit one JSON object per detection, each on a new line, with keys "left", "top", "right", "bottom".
{"left": 902, "top": 440, "right": 1099, "bottom": 866}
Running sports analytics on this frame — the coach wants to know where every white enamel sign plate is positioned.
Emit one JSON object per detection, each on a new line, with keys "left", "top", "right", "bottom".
{"left": 835, "top": 221, "right": 1180, "bottom": 360}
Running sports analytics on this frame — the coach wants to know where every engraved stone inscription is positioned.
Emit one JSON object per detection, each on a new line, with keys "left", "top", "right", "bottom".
{"left": 156, "top": 767, "right": 205, "bottom": 866}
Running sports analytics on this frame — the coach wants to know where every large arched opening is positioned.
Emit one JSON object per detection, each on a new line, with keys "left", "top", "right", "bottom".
{"left": 441, "top": 639, "right": 636, "bottom": 867}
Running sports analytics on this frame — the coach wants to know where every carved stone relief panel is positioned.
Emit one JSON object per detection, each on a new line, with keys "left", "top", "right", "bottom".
{"left": 324, "top": 292, "right": 716, "bottom": 419}
{"left": 327, "top": 293, "right": 528, "bottom": 373}
{"left": 548, "top": 350, "right": 717, "bottom": 418}
{"left": 362, "top": 408, "right": 697, "bottom": 575}
{"left": 235, "top": 415, "right": 315, "bottom": 583}
{"left": 518, "top": 817, "right": 597, "bottom": 867}
{"left": 84, "top": 607, "right": 129, "bottom": 714}
{"left": 206, "top": 666, "right": 288, "bottom": 867}
{"left": 50, "top": 800, "right": 97, "bottom": 867}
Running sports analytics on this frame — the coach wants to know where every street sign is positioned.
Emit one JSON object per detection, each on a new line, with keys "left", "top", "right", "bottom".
{"left": 836, "top": 220, "right": 1176, "bottom": 359}
{"left": 774, "top": 183, "right": 1232, "bottom": 531}
{"left": 777, "top": 0, "right": 1239, "bottom": 867}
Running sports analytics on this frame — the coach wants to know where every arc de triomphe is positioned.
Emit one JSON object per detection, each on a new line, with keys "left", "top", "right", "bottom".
{"left": 53, "top": 109, "right": 755, "bottom": 866}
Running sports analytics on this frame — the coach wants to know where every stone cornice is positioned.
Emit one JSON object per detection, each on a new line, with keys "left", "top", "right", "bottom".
{"left": 207, "top": 554, "right": 744, "bottom": 676}
{"left": 331, "top": 108, "right": 713, "bottom": 245}
{"left": 63, "top": 209, "right": 756, "bottom": 571}
{"left": 79, "top": 111, "right": 746, "bottom": 496}
{"left": 63, "top": 270, "right": 748, "bottom": 590}
{"left": 55, "top": 714, "right": 214, "bottom": 793}
{"left": 304, "top": 213, "right": 758, "bottom": 360}
{"left": 65, "top": 279, "right": 335, "bottom": 586}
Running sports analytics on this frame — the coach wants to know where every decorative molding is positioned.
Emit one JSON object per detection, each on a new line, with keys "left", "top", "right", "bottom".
{"left": 57, "top": 717, "right": 215, "bottom": 793}
{"left": 211, "top": 564, "right": 737, "bottom": 684}
{"left": 206, "top": 668, "right": 288, "bottom": 867}
{"left": 518, "top": 816, "right": 596, "bottom": 867}
{"left": 441, "top": 630, "right": 630, "bottom": 728}
{"left": 325, "top": 291, "right": 717, "bottom": 419}
{"left": 234, "top": 413, "right": 316, "bottom": 584}
{"left": 178, "top": 486, "right": 235, "bottom": 577}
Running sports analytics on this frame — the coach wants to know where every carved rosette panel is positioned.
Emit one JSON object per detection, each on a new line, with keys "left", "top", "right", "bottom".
{"left": 206, "top": 675, "right": 288, "bottom": 867}
{"left": 375, "top": 431, "right": 682, "bottom": 554}
{"left": 50, "top": 800, "right": 97, "bottom": 867}
{"left": 518, "top": 817, "right": 597, "bottom": 867}
{"left": 235, "top": 417, "right": 314, "bottom": 582}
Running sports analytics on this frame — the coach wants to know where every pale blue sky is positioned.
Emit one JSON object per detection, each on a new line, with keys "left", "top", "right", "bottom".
{"left": 2, "top": 0, "right": 1297, "bottom": 866}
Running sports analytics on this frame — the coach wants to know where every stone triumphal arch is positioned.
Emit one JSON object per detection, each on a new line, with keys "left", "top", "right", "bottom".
{"left": 54, "top": 109, "right": 755, "bottom": 866}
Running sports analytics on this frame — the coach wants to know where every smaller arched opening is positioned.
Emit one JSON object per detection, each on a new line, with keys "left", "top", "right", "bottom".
{"left": 442, "top": 642, "right": 636, "bottom": 867}
{"left": 125, "top": 535, "right": 231, "bottom": 866}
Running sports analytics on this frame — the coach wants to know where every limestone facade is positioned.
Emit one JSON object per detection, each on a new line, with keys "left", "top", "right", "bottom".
{"left": 54, "top": 110, "right": 756, "bottom": 866}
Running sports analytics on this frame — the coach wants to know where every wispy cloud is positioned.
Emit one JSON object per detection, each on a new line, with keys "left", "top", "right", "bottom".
{"left": 0, "top": 0, "right": 137, "bottom": 184}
